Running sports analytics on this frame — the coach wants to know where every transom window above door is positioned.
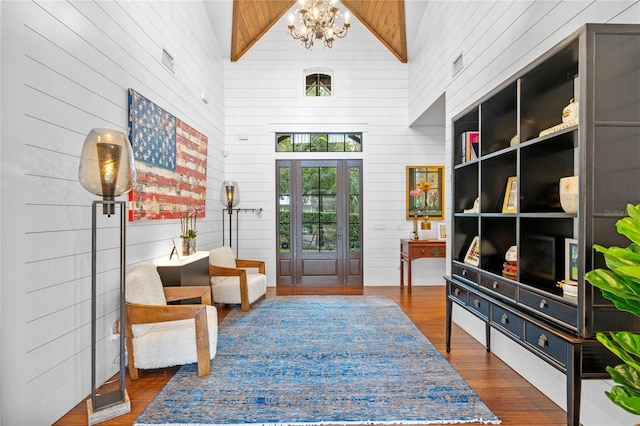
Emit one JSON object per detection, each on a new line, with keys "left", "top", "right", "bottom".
{"left": 276, "top": 133, "right": 362, "bottom": 152}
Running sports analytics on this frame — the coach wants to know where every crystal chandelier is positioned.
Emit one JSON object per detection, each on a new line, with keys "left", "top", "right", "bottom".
{"left": 287, "top": 0, "right": 351, "bottom": 49}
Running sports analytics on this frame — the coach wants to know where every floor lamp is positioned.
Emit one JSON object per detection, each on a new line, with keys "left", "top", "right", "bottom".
{"left": 220, "top": 181, "right": 240, "bottom": 247}
{"left": 79, "top": 128, "right": 135, "bottom": 424}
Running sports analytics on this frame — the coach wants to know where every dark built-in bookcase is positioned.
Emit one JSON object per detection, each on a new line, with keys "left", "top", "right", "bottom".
{"left": 446, "top": 24, "right": 640, "bottom": 426}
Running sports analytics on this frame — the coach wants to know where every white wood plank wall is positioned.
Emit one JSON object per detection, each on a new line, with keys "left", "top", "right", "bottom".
{"left": 0, "top": 1, "right": 224, "bottom": 424}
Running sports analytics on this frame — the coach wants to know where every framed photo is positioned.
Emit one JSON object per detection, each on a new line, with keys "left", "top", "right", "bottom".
{"left": 407, "top": 165, "right": 444, "bottom": 220}
{"left": 464, "top": 236, "right": 480, "bottom": 266}
{"left": 438, "top": 223, "right": 447, "bottom": 240}
{"left": 565, "top": 238, "right": 579, "bottom": 284}
{"left": 502, "top": 176, "right": 518, "bottom": 213}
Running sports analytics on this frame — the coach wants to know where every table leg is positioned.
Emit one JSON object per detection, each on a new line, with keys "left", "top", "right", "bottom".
{"left": 407, "top": 258, "right": 412, "bottom": 293}
{"left": 400, "top": 255, "right": 404, "bottom": 288}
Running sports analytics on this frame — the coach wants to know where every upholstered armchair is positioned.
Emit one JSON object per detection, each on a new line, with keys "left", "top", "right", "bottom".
{"left": 209, "top": 246, "right": 267, "bottom": 312}
{"left": 124, "top": 265, "right": 217, "bottom": 380}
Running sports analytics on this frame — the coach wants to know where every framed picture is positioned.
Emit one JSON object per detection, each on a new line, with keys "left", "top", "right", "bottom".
{"left": 565, "top": 238, "right": 579, "bottom": 284}
{"left": 407, "top": 165, "right": 444, "bottom": 220}
{"left": 502, "top": 176, "right": 518, "bottom": 213}
{"left": 438, "top": 223, "right": 447, "bottom": 240}
{"left": 464, "top": 236, "right": 480, "bottom": 266}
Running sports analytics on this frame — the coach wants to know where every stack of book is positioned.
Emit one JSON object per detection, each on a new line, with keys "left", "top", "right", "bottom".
{"left": 461, "top": 131, "right": 479, "bottom": 162}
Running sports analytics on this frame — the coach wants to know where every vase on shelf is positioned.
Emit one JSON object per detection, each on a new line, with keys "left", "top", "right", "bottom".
{"left": 181, "top": 238, "right": 196, "bottom": 256}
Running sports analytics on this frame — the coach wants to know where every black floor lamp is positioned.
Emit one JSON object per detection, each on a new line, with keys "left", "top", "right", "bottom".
{"left": 221, "top": 180, "right": 240, "bottom": 247}
{"left": 78, "top": 128, "right": 135, "bottom": 424}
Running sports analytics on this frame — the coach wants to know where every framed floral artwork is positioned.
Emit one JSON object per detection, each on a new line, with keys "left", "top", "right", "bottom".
{"left": 406, "top": 165, "right": 444, "bottom": 220}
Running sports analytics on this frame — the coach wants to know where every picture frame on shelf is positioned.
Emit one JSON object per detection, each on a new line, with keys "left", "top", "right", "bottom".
{"left": 565, "top": 238, "right": 579, "bottom": 284}
{"left": 438, "top": 223, "right": 447, "bottom": 240}
{"left": 502, "top": 176, "right": 518, "bottom": 213}
{"left": 464, "top": 236, "right": 480, "bottom": 266}
{"left": 406, "top": 165, "right": 444, "bottom": 220}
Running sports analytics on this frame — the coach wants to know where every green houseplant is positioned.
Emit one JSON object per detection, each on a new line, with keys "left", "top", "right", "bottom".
{"left": 584, "top": 203, "right": 640, "bottom": 416}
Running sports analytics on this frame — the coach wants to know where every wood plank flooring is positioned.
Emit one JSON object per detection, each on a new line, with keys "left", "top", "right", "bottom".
{"left": 54, "top": 286, "right": 567, "bottom": 425}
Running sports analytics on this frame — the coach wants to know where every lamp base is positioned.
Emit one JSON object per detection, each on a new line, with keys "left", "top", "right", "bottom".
{"left": 86, "top": 389, "right": 130, "bottom": 425}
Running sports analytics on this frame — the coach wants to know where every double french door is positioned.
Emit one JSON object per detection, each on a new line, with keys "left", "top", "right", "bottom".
{"left": 276, "top": 159, "right": 362, "bottom": 286}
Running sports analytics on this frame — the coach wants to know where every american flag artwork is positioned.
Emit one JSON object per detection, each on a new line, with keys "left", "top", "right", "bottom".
{"left": 127, "top": 89, "right": 207, "bottom": 221}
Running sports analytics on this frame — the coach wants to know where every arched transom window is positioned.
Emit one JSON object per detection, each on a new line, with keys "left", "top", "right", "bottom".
{"left": 305, "top": 73, "right": 332, "bottom": 96}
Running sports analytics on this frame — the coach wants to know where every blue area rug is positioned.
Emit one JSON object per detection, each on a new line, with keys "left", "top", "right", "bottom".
{"left": 134, "top": 296, "right": 500, "bottom": 425}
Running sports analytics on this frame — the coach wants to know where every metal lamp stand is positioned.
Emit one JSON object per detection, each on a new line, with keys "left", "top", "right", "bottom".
{"left": 221, "top": 208, "right": 263, "bottom": 257}
{"left": 86, "top": 200, "right": 130, "bottom": 425}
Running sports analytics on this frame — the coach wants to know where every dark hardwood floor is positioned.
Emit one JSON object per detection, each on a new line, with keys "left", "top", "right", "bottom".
{"left": 54, "top": 286, "right": 567, "bottom": 425}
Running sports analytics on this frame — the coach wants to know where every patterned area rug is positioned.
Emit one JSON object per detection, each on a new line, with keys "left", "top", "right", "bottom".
{"left": 134, "top": 296, "right": 500, "bottom": 425}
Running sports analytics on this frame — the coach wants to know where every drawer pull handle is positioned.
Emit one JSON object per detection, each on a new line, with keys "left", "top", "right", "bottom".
{"left": 501, "top": 313, "right": 508, "bottom": 325}
{"left": 539, "top": 299, "right": 547, "bottom": 309}
{"left": 538, "top": 334, "right": 548, "bottom": 347}
{"left": 421, "top": 248, "right": 425, "bottom": 255}
{"left": 453, "top": 288, "right": 460, "bottom": 296}
{"left": 473, "top": 299, "right": 480, "bottom": 308}
{"left": 492, "top": 281, "right": 499, "bottom": 289}
{"left": 462, "top": 269, "right": 467, "bottom": 276}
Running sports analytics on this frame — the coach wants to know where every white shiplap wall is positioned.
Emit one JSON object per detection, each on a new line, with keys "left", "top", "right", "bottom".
{"left": 223, "top": 11, "right": 447, "bottom": 286}
{"left": 407, "top": 1, "right": 640, "bottom": 425}
{"left": 0, "top": 1, "right": 224, "bottom": 424}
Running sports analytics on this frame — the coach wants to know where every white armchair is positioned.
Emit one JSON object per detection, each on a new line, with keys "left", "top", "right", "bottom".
{"left": 124, "top": 265, "right": 217, "bottom": 380}
{"left": 209, "top": 246, "right": 267, "bottom": 312}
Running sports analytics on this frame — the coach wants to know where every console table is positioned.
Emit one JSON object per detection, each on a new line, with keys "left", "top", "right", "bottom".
{"left": 156, "top": 251, "right": 210, "bottom": 288}
{"left": 400, "top": 239, "right": 446, "bottom": 293}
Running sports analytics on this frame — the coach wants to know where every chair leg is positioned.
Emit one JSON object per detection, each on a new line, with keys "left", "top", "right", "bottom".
{"left": 125, "top": 322, "right": 139, "bottom": 380}
{"left": 239, "top": 273, "right": 250, "bottom": 312}
{"left": 194, "top": 307, "right": 211, "bottom": 376}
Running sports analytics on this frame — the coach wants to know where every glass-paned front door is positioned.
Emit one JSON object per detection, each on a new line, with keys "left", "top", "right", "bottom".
{"left": 276, "top": 159, "right": 362, "bottom": 285}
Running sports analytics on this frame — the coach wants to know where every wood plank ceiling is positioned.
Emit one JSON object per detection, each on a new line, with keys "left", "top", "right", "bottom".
{"left": 230, "top": 0, "right": 407, "bottom": 63}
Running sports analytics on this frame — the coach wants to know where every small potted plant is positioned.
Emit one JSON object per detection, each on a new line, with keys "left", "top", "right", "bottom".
{"left": 180, "top": 207, "right": 198, "bottom": 256}
{"left": 585, "top": 203, "right": 640, "bottom": 416}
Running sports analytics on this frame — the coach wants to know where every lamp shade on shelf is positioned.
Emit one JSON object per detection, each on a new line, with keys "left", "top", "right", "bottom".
{"left": 79, "top": 128, "right": 136, "bottom": 200}
{"left": 220, "top": 180, "right": 240, "bottom": 210}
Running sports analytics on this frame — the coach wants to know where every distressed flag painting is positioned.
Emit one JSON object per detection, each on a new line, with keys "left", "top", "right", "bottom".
{"left": 127, "top": 89, "right": 207, "bottom": 221}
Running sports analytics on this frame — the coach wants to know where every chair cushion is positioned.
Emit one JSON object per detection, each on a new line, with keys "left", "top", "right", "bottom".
{"left": 130, "top": 305, "right": 218, "bottom": 369}
{"left": 125, "top": 265, "right": 167, "bottom": 306}
{"left": 209, "top": 246, "right": 237, "bottom": 284}
{"left": 211, "top": 273, "right": 267, "bottom": 305}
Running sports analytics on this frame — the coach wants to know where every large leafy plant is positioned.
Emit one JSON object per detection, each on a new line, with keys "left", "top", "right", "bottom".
{"left": 585, "top": 203, "right": 640, "bottom": 416}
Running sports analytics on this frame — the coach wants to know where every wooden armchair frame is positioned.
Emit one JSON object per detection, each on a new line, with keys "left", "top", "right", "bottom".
{"left": 125, "top": 285, "right": 213, "bottom": 380}
{"left": 209, "top": 259, "right": 265, "bottom": 312}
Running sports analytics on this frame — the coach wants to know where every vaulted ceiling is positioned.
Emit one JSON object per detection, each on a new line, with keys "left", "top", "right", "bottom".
{"left": 229, "top": 0, "right": 408, "bottom": 62}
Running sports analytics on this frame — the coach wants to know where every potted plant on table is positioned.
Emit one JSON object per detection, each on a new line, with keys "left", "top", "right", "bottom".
{"left": 584, "top": 203, "right": 640, "bottom": 416}
{"left": 180, "top": 207, "right": 198, "bottom": 256}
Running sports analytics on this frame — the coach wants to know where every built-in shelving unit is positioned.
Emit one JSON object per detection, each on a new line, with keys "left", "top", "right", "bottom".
{"left": 446, "top": 24, "right": 640, "bottom": 426}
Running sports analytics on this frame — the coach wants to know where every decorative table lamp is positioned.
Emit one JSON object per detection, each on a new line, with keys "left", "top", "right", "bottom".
{"left": 79, "top": 128, "right": 135, "bottom": 424}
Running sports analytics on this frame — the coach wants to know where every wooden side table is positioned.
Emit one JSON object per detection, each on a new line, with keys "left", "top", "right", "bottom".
{"left": 400, "top": 239, "right": 446, "bottom": 293}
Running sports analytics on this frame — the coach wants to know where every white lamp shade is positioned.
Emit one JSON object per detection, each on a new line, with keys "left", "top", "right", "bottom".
{"left": 79, "top": 128, "right": 136, "bottom": 198}
{"left": 220, "top": 180, "right": 240, "bottom": 209}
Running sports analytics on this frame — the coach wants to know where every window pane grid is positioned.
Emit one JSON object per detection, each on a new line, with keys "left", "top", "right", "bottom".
{"left": 275, "top": 132, "right": 363, "bottom": 152}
